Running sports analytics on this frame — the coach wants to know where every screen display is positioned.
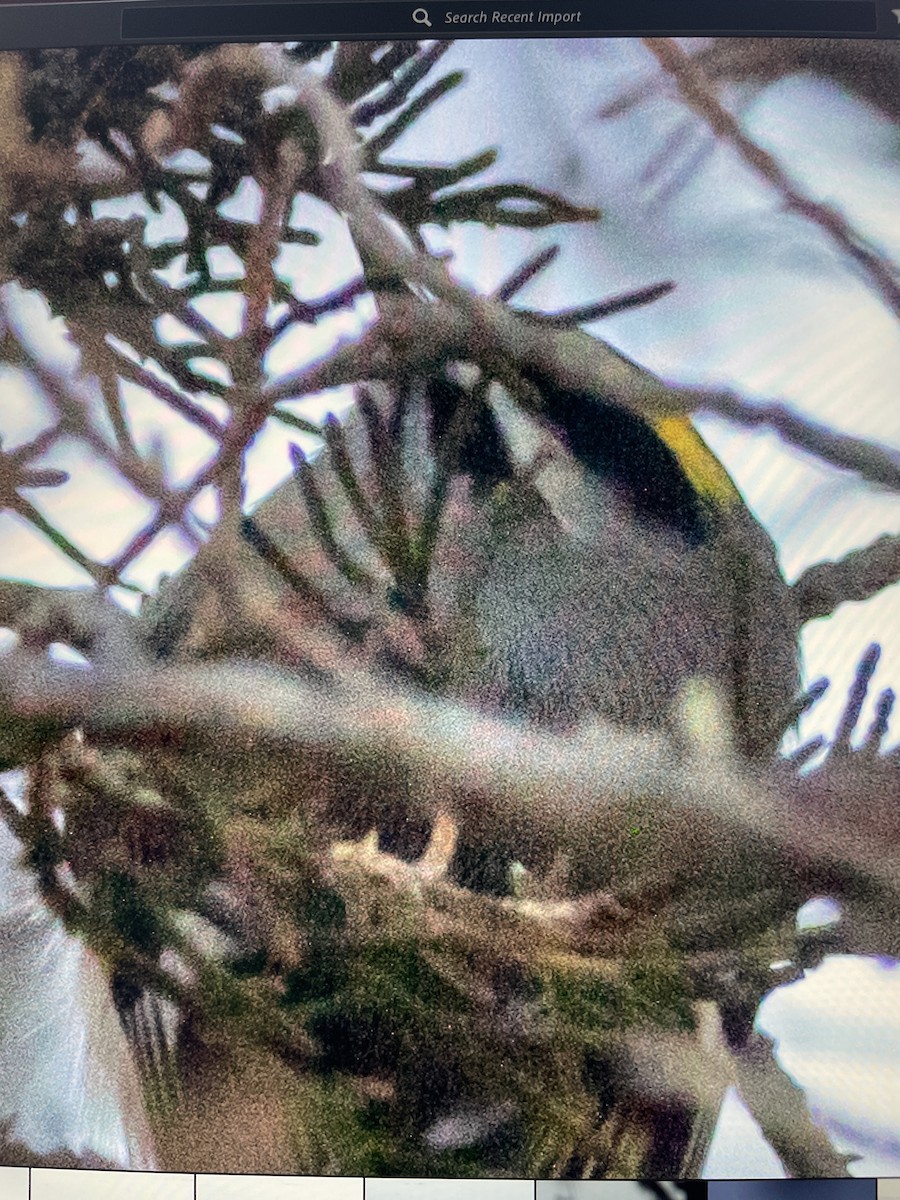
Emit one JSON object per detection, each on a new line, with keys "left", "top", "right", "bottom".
{"left": 0, "top": 21, "right": 898, "bottom": 1189}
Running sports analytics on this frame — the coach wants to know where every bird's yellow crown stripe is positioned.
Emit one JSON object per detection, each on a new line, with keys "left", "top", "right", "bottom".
{"left": 653, "top": 415, "right": 741, "bottom": 509}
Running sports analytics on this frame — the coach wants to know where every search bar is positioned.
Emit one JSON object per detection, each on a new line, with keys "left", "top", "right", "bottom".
{"left": 122, "top": 0, "right": 878, "bottom": 40}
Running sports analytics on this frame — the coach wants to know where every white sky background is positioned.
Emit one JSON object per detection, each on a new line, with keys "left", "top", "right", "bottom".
{"left": 0, "top": 35, "right": 899, "bottom": 1177}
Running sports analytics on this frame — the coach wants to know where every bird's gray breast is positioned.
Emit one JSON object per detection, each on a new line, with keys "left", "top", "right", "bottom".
{"left": 480, "top": 511, "right": 735, "bottom": 731}
{"left": 433, "top": 475, "right": 741, "bottom": 737}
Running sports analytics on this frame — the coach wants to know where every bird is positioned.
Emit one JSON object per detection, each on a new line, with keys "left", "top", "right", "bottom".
{"left": 113, "top": 327, "right": 804, "bottom": 911}
{"left": 151, "top": 355, "right": 800, "bottom": 886}
{"left": 482, "top": 370, "right": 797, "bottom": 747}
{"left": 419, "top": 362, "right": 800, "bottom": 892}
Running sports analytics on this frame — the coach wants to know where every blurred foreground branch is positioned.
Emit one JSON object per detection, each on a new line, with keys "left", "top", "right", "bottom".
{"left": 0, "top": 648, "right": 897, "bottom": 949}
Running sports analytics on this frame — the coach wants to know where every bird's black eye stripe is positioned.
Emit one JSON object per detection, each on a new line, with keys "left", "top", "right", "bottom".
{"left": 425, "top": 370, "right": 707, "bottom": 542}
{"left": 534, "top": 379, "right": 709, "bottom": 546}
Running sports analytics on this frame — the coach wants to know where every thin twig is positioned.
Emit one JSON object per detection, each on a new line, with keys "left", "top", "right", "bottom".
{"left": 131, "top": 253, "right": 228, "bottom": 351}
{"left": 352, "top": 41, "right": 455, "bottom": 127}
{"left": 524, "top": 280, "right": 676, "bottom": 327}
{"left": 116, "top": 358, "right": 227, "bottom": 440}
{"left": 269, "top": 277, "right": 372, "bottom": 337}
{"left": 321, "top": 414, "right": 389, "bottom": 564}
{"left": 353, "top": 384, "right": 413, "bottom": 576}
{"left": 862, "top": 688, "right": 895, "bottom": 757}
{"left": 290, "top": 444, "right": 378, "bottom": 590}
{"left": 696, "top": 392, "right": 900, "bottom": 493}
{"left": 793, "top": 535, "right": 900, "bottom": 623}
{"left": 9, "top": 495, "right": 115, "bottom": 588}
{"left": 107, "top": 338, "right": 354, "bottom": 577}
{"left": 237, "top": 514, "right": 365, "bottom": 652}
{"left": 495, "top": 246, "right": 561, "bottom": 302}
{"left": 832, "top": 643, "right": 881, "bottom": 753}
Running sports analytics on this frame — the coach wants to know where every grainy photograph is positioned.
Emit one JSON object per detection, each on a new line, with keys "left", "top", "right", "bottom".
{"left": 0, "top": 34, "right": 898, "bottom": 1181}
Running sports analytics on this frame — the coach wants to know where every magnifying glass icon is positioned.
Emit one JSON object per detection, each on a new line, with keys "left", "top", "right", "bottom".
{"left": 412, "top": 7, "right": 432, "bottom": 25}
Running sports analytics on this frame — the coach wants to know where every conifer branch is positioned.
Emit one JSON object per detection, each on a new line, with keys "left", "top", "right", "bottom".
{"left": 794, "top": 535, "right": 900, "bottom": 622}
